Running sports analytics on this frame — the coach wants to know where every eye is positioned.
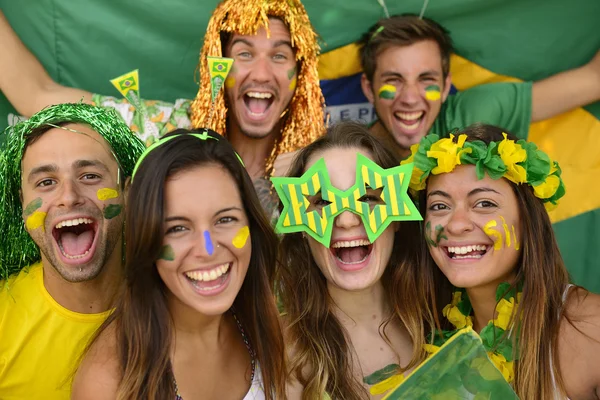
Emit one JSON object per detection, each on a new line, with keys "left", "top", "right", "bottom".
{"left": 237, "top": 51, "right": 252, "bottom": 59}
{"left": 216, "top": 216, "right": 238, "bottom": 224}
{"left": 166, "top": 225, "right": 187, "bottom": 235}
{"left": 475, "top": 200, "right": 497, "bottom": 208}
{"left": 429, "top": 203, "right": 449, "bottom": 211}
{"left": 358, "top": 194, "right": 381, "bottom": 204}
{"left": 36, "top": 179, "right": 55, "bottom": 188}
{"left": 273, "top": 53, "right": 287, "bottom": 61}
{"left": 313, "top": 197, "right": 332, "bottom": 208}
{"left": 81, "top": 173, "right": 101, "bottom": 181}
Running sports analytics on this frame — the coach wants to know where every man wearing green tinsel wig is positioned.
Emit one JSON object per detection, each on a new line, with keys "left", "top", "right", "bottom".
{"left": 0, "top": 103, "right": 144, "bottom": 399}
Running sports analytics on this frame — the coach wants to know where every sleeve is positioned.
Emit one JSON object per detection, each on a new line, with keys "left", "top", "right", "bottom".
{"left": 90, "top": 94, "right": 192, "bottom": 145}
{"left": 436, "top": 82, "right": 533, "bottom": 140}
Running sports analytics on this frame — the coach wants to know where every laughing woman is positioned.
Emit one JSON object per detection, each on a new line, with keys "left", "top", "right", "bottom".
{"left": 276, "top": 122, "right": 430, "bottom": 399}
{"left": 408, "top": 124, "right": 600, "bottom": 400}
{"left": 71, "top": 129, "right": 286, "bottom": 399}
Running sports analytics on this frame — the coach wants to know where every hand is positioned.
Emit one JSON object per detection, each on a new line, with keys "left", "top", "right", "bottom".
{"left": 272, "top": 150, "right": 299, "bottom": 177}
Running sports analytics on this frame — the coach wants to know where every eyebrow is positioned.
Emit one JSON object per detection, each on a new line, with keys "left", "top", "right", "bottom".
{"left": 230, "top": 38, "right": 293, "bottom": 51}
{"left": 164, "top": 207, "right": 243, "bottom": 222}
{"left": 380, "top": 70, "right": 441, "bottom": 79}
{"left": 73, "top": 159, "right": 110, "bottom": 173}
{"left": 427, "top": 187, "right": 502, "bottom": 199}
{"left": 27, "top": 164, "right": 58, "bottom": 183}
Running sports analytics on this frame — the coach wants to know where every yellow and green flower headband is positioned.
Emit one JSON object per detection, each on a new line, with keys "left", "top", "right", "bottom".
{"left": 401, "top": 133, "right": 565, "bottom": 210}
{"left": 271, "top": 154, "right": 422, "bottom": 247}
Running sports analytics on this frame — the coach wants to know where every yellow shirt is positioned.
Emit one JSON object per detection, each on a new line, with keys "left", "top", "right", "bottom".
{"left": 0, "top": 263, "right": 110, "bottom": 399}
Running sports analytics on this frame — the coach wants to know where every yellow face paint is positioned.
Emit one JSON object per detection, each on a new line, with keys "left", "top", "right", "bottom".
{"left": 225, "top": 76, "right": 236, "bottom": 89}
{"left": 499, "top": 216, "right": 511, "bottom": 248}
{"left": 232, "top": 226, "right": 250, "bottom": 249}
{"left": 97, "top": 188, "right": 119, "bottom": 201}
{"left": 483, "top": 220, "right": 503, "bottom": 250}
{"left": 378, "top": 84, "right": 396, "bottom": 100}
{"left": 511, "top": 225, "right": 520, "bottom": 250}
{"left": 26, "top": 211, "right": 47, "bottom": 231}
{"left": 425, "top": 85, "right": 441, "bottom": 101}
{"left": 288, "top": 76, "right": 297, "bottom": 91}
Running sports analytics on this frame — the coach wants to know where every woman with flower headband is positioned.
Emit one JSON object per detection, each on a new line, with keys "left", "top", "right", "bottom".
{"left": 404, "top": 123, "right": 600, "bottom": 399}
{"left": 71, "top": 129, "right": 286, "bottom": 399}
{"left": 273, "top": 121, "right": 429, "bottom": 399}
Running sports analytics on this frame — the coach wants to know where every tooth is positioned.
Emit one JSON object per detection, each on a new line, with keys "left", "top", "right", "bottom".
{"left": 209, "top": 270, "right": 217, "bottom": 280}
{"left": 466, "top": 246, "right": 472, "bottom": 252}
{"left": 202, "top": 271, "right": 210, "bottom": 281}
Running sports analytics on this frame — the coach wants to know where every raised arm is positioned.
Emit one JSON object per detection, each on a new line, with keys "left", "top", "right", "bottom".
{"left": 531, "top": 49, "right": 600, "bottom": 122}
{"left": 0, "top": 10, "right": 92, "bottom": 117}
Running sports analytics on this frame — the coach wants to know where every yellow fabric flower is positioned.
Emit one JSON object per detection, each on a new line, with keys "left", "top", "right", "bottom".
{"left": 443, "top": 304, "right": 473, "bottom": 329}
{"left": 493, "top": 298, "right": 515, "bottom": 330}
{"left": 497, "top": 133, "right": 527, "bottom": 184}
{"left": 533, "top": 174, "right": 560, "bottom": 199}
{"left": 487, "top": 352, "right": 514, "bottom": 382}
{"left": 427, "top": 134, "right": 469, "bottom": 174}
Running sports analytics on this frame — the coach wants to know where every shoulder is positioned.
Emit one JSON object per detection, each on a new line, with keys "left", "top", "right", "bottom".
{"left": 71, "top": 323, "right": 120, "bottom": 399}
{"left": 558, "top": 288, "right": 600, "bottom": 396}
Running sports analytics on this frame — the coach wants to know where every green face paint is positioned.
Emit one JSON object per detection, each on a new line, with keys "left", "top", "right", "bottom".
{"left": 425, "top": 221, "right": 447, "bottom": 247}
{"left": 23, "top": 197, "right": 42, "bottom": 216}
{"left": 159, "top": 244, "right": 175, "bottom": 261}
{"left": 287, "top": 65, "right": 297, "bottom": 80}
{"left": 378, "top": 84, "right": 396, "bottom": 100}
{"left": 425, "top": 85, "right": 441, "bottom": 101}
{"left": 271, "top": 153, "right": 422, "bottom": 247}
{"left": 288, "top": 66, "right": 298, "bottom": 91}
{"left": 103, "top": 204, "right": 122, "bottom": 219}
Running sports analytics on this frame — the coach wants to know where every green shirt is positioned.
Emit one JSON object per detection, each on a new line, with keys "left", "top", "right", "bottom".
{"left": 431, "top": 81, "right": 533, "bottom": 140}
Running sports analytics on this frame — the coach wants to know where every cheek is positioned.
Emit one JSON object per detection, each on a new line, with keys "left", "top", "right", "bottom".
{"left": 377, "top": 84, "right": 397, "bottom": 101}
{"left": 96, "top": 187, "right": 123, "bottom": 220}
{"left": 307, "top": 239, "right": 330, "bottom": 275}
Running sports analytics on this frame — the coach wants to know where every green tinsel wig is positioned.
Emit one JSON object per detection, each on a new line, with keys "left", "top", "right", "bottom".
{"left": 0, "top": 103, "right": 145, "bottom": 280}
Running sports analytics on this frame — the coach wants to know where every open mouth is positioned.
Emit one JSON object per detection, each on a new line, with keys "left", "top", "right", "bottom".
{"left": 244, "top": 92, "right": 274, "bottom": 117}
{"left": 52, "top": 218, "right": 98, "bottom": 260}
{"left": 444, "top": 245, "right": 489, "bottom": 260}
{"left": 184, "top": 262, "right": 231, "bottom": 292}
{"left": 393, "top": 111, "right": 424, "bottom": 132}
{"left": 330, "top": 239, "right": 373, "bottom": 265}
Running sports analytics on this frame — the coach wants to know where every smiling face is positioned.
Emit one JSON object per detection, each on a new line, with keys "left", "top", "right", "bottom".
{"left": 223, "top": 18, "right": 297, "bottom": 140}
{"left": 425, "top": 165, "right": 522, "bottom": 291}
{"left": 362, "top": 40, "right": 452, "bottom": 152}
{"left": 304, "top": 147, "right": 396, "bottom": 291}
{"left": 156, "top": 164, "right": 251, "bottom": 317}
{"left": 20, "top": 124, "right": 124, "bottom": 282}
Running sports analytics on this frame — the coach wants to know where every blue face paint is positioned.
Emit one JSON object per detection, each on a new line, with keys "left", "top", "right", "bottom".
{"left": 204, "top": 230, "right": 214, "bottom": 255}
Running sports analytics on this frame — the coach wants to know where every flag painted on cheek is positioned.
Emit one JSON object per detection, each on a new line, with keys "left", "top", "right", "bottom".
{"left": 378, "top": 84, "right": 396, "bottom": 100}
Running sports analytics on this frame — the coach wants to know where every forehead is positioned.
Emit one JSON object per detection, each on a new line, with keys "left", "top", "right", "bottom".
{"left": 427, "top": 165, "right": 513, "bottom": 196}
{"left": 227, "top": 18, "right": 292, "bottom": 47}
{"left": 306, "top": 147, "right": 373, "bottom": 191}
{"left": 21, "top": 123, "right": 117, "bottom": 172}
{"left": 375, "top": 40, "right": 443, "bottom": 76}
{"left": 164, "top": 164, "right": 243, "bottom": 213}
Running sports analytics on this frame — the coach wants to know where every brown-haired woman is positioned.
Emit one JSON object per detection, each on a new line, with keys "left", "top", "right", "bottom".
{"left": 279, "top": 121, "right": 431, "bottom": 399}
{"left": 411, "top": 123, "right": 600, "bottom": 399}
{"left": 72, "top": 129, "right": 286, "bottom": 399}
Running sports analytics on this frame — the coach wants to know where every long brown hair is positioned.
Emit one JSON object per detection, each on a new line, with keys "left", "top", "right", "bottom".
{"left": 278, "top": 121, "right": 430, "bottom": 399}
{"left": 419, "top": 123, "right": 574, "bottom": 399}
{"left": 86, "top": 129, "right": 286, "bottom": 399}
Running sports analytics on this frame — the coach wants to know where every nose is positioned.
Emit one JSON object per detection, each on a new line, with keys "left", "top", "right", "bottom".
{"left": 444, "top": 208, "right": 474, "bottom": 235}
{"left": 334, "top": 210, "right": 362, "bottom": 230}
{"left": 193, "top": 230, "right": 216, "bottom": 257}
{"left": 248, "top": 56, "right": 274, "bottom": 84}
{"left": 56, "top": 180, "right": 85, "bottom": 208}
{"left": 397, "top": 82, "right": 420, "bottom": 105}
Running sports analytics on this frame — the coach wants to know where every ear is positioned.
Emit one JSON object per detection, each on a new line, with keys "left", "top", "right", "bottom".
{"left": 442, "top": 72, "right": 453, "bottom": 102}
{"left": 361, "top": 73, "right": 375, "bottom": 104}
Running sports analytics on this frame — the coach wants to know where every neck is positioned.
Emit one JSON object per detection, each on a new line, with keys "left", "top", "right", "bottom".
{"left": 227, "top": 121, "right": 279, "bottom": 180}
{"left": 168, "top": 294, "right": 227, "bottom": 347}
{"left": 42, "top": 243, "right": 122, "bottom": 314}
{"left": 369, "top": 121, "right": 411, "bottom": 160}
{"left": 328, "top": 281, "right": 390, "bottom": 327}
{"left": 465, "top": 285, "right": 500, "bottom": 332}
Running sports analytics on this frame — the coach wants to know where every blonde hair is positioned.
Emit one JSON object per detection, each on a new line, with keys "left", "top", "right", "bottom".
{"left": 190, "top": 0, "right": 325, "bottom": 175}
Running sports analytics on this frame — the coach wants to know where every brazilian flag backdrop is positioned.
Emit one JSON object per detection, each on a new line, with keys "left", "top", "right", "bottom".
{"left": 1, "top": 0, "right": 599, "bottom": 292}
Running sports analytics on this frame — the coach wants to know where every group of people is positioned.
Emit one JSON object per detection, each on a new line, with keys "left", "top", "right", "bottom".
{"left": 1, "top": 0, "right": 600, "bottom": 399}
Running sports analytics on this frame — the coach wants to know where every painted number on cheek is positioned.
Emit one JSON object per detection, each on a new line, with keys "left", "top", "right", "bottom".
{"left": 232, "top": 226, "right": 250, "bottom": 249}
{"left": 378, "top": 84, "right": 396, "bottom": 100}
{"left": 484, "top": 218, "right": 519, "bottom": 250}
{"left": 159, "top": 245, "right": 175, "bottom": 261}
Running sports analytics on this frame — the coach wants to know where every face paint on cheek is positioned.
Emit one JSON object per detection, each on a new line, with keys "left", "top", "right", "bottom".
{"left": 225, "top": 64, "right": 237, "bottom": 89}
{"left": 499, "top": 216, "right": 512, "bottom": 248}
{"left": 158, "top": 244, "right": 175, "bottom": 261}
{"left": 103, "top": 204, "right": 122, "bottom": 219}
{"left": 378, "top": 84, "right": 396, "bottom": 100}
{"left": 97, "top": 188, "right": 119, "bottom": 201}
{"left": 425, "top": 221, "right": 437, "bottom": 247}
{"left": 435, "top": 224, "right": 448, "bottom": 245}
{"left": 287, "top": 66, "right": 297, "bottom": 91}
{"left": 425, "top": 85, "right": 441, "bottom": 101}
{"left": 23, "top": 197, "right": 43, "bottom": 216}
{"left": 483, "top": 220, "right": 503, "bottom": 250}
{"left": 204, "top": 230, "right": 214, "bottom": 255}
{"left": 26, "top": 211, "right": 47, "bottom": 231}
{"left": 232, "top": 226, "right": 250, "bottom": 248}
